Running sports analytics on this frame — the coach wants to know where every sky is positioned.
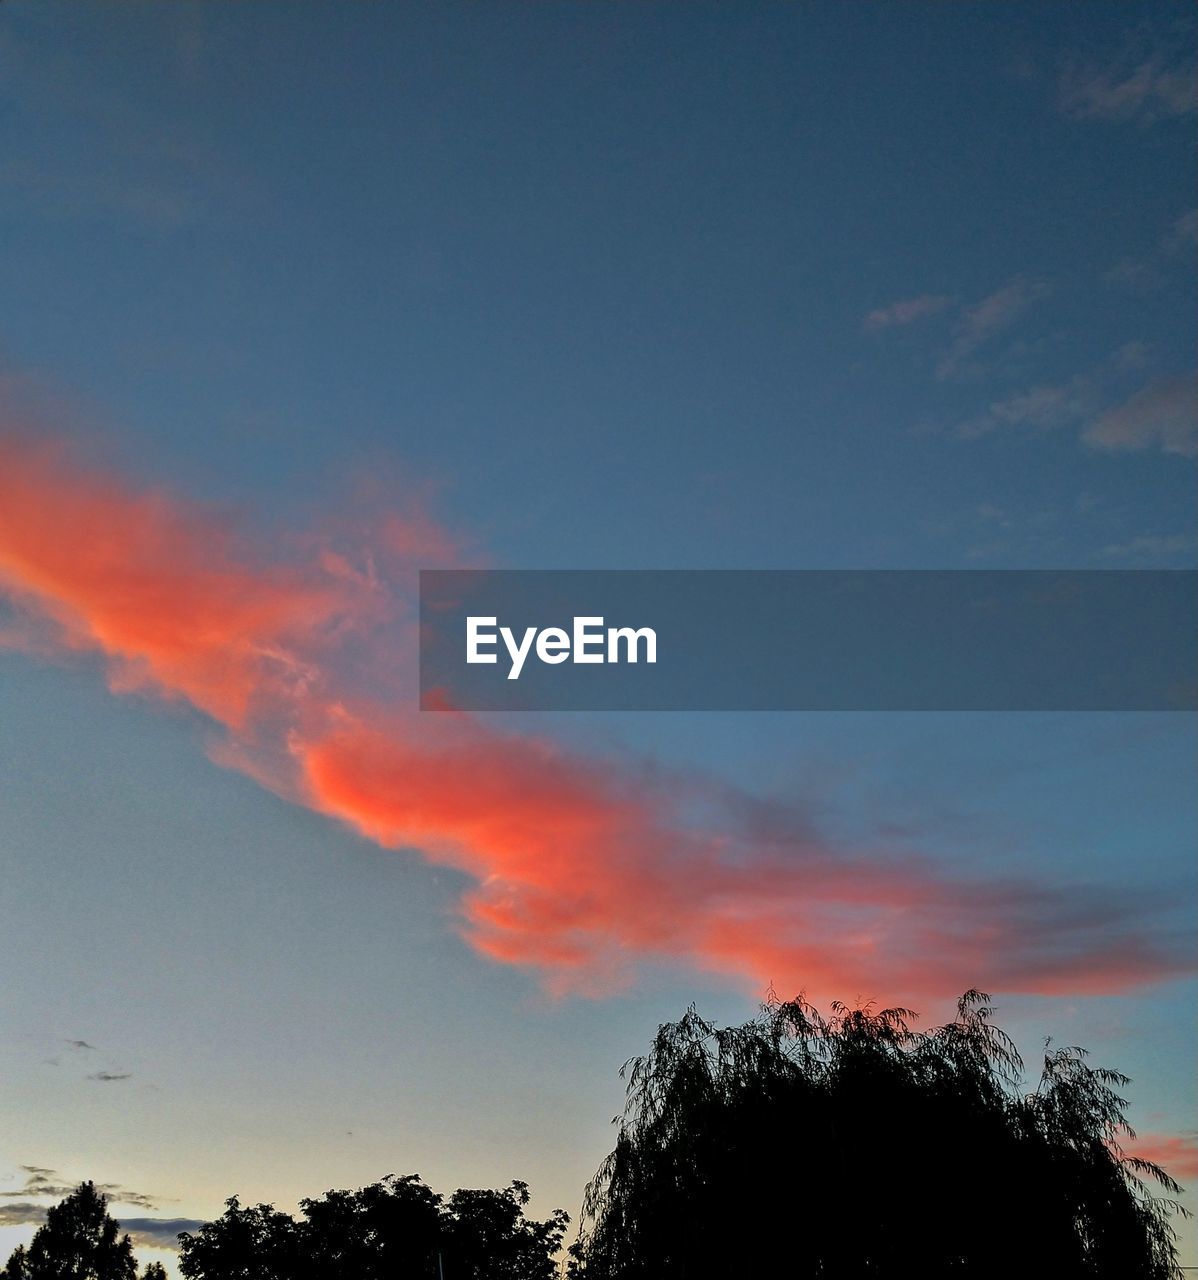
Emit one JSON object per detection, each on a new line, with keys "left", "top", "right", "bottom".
{"left": 0, "top": 2, "right": 1195, "bottom": 1274}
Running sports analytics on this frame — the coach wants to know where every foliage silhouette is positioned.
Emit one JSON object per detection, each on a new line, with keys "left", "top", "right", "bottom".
{"left": 176, "top": 1174, "right": 568, "bottom": 1279}
{"left": 0, "top": 1248, "right": 26, "bottom": 1280}
{"left": 0, "top": 1182, "right": 137, "bottom": 1280}
{"left": 568, "top": 990, "right": 1188, "bottom": 1280}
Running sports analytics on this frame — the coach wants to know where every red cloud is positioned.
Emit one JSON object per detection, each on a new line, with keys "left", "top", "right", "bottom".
{"left": 0, "top": 431, "right": 1192, "bottom": 999}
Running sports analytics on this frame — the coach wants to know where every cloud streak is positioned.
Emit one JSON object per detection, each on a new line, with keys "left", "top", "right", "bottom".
{"left": 863, "top": 294, "right": 954, "bottom": 332}
{"left": 936, "top": 277, "right": 1049, "bottom": 380}
{"left": 0, "top": 431, "right": 1191, "bottom": 1001}
{"left": 942, "top": 333, "right": 1196, "bottom": 460}
{"left": 953, "top": 376, "right": 1097, "bottom": 441}
{"left": 1, "top": 1167, "right": 158, "bottom": 1211}
{"left": 1083, "top": 373, "right": 1198, "bottom": 458}
{"left": 1061, "top": 56, "right": 1196, "bottom": 125}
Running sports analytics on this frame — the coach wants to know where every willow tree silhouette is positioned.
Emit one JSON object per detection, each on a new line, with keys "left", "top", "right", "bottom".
{"left": 569, "top": 991, "right": 1187, "bottom": 1280}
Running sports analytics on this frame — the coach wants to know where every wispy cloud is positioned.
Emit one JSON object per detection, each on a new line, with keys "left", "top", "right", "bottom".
{"left": 1083, "top": 373, "right": 1198, "bottom": 457}
{"left": 954, "top": 376, "right": 1096, "bottom": 440}
{"left": 936, "top": 277, "right": 1049, "bottom": 380}
{"left": 1165, "top": 207, "right": 1198, "bottom": 251}
{"left": 953, "top": 498, "right": 1095, "bottom": 563}
{"left": 863, "top": 293, "right": 954, "bottom": 332}
{"left": 944, "top": 339, "right": 1196, "bottom": 461}
{"left": 1107, "top": 207, "right": 1198, "bottom": 292}
{"left": 1, "top": 1167, "right": 159, "bottom": 1211}
{"left": 1061, "top": 55, "right": 1197, "bottom": 125}
{"left": 1102, "top": 533, "right": 1197, "bottom": 562}
{"left": 0, "top": 430, "right": 1190, "bottom": 1000}
{"left": 88, "top": 1071, "right": 133, "bottom": 1083}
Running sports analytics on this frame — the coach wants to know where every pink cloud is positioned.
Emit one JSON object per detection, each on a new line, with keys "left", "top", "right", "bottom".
{"left": 1126, "top": 1134, "right": 1198, "bottom": 1184}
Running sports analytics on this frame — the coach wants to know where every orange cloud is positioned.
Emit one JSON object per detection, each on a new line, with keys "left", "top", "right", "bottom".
{"left": 0, "top": 436, "right": 359, "bottom": 728}
{"left": 0, "top": 430, "right": 1191, "bottom": 1000}
{"left": 294, "top": 715, "right": 1191, "bottom": 997}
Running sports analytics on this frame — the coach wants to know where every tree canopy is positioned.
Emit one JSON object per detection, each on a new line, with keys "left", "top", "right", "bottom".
{"left": 176, "top": 1174, "right": 568, "bottom": 1279}
{"left": 569, "top": 990, "right": 1188, "bottom": 1280}
{"left": 1, "top": 1175, "right": 566, "bottom": 1280}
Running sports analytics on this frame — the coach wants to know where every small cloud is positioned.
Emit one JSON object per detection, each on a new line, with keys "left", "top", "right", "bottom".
{"left": 863, "top": 293, "right": 954, "bottom": 332}
{"left": 1125, "top": 1133, "right": 1198, "bottom": 1183}
{"left": 123, "top": 1217, "right": 205, "bottom": 1250}
{"left": 0, "top": 1202, "right": 48, "bottom": 1228}
{"left": 986, "top": 380, "right": 1090, "bottom": 427}
{"left": 2, "top": 1169, "right": 75, "bottom": 1200}
{"left": 936, "top": 277, "right": 1049, "bottom": 380}
{"left": 954, "top": 375, "right": 1094, "bottom": 439}
{"left": 102, "top": 1186, "right": 159, "bottom": 1211}
{"left": 1083, "top": 373, "right": 1198, "bottom": 457}
{"left": 1060, "top": 56, "right": 1196, "bottom": 125}
{"left": 1102, "top": 533, "right": 1197, "bottom": 561}
{"left": 88, "top": 1071, "right": 133, "bottom": 1083}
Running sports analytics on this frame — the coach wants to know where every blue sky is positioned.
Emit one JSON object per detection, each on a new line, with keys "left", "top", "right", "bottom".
{"left": 0, "top": 3, "right": 1194, "bottom": 1273}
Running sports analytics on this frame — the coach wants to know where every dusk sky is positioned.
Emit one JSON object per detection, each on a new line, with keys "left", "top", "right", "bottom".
{"left": 0, "top": 3, "right": 1195, "bottom": 1274}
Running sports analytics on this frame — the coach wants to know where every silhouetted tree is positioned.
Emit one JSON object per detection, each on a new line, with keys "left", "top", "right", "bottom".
{"left": 177, "top": 1198, "right": 304, "bottom": 1279}
{"left": 0, "top": 1245, "right": 27, "bottom": 1280}
{"left": 441, "top": 1182, "right": 568, "bottom": 1280}
{"left": 569, "top": 990, "right": 1188, "bottom": 1280}
{"left": 177, "top": 1174, "right": 567, "bottom": 1279}
{"left": 141, "top": 1266, "right": 168, "bottom": 1280}
{"left": 1, "top": 1182, "right": 137, "bottom": 1280}
{"left": 293, "top": 1174, "right": 441, "bottom": 1278}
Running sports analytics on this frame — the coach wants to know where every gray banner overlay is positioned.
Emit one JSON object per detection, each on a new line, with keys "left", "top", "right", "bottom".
{"left": 419, "top": 570, "right": 1197, "bottom": 712}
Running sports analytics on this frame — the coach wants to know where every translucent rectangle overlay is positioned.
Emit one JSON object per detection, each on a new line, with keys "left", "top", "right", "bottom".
{"left": 419, "top": 570, "right": 1197, "bottom": 712}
